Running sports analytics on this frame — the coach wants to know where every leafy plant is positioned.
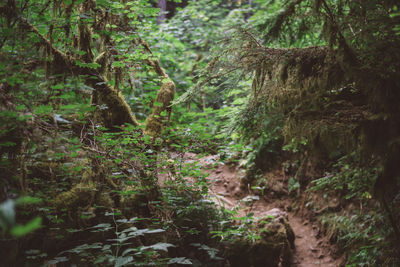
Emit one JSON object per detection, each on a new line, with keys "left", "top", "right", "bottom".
{"left": 310, "top": 153, "right": 377, "bottom": 201}
{"left": 55, "top": 215, "right": 175, "bottom": 266}
{"left": 0, "top": 197, "right": 42, "bottom": 237}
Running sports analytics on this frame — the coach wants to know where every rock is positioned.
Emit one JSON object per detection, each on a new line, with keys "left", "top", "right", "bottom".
{"left": 269, "top": 181, "right": 288, "bottom": 196}
{"left": 214, "top": 178, "right": 222, "bottom": 185}
{"left": 233, "top": 188, "right": 243, "bottom": 197}
{"left": 224, "top": 209, "right": 295, "bottom": 267}
{"left": 263, "top": 208, "right": 285, "bottom": 218}
{"left": 212, "top": 195, "right": 235, "bottom": 207}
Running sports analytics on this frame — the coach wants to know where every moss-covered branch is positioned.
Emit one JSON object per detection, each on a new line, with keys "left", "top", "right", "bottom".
{"left": 139, "top": 38, "right": 176, "bottom": 137}
{"left": 19, "top": 17, "right": 139, "bottom": 129}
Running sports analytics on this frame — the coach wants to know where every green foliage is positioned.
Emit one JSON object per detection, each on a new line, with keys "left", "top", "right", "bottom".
{"left": 282, "top": 138, "right": 307, "bottom": 153}
{"left": 1, "top": 0, "right": 400, "bottom": 266}
{"left": 288, "top": 177, "right": 300, "bottom": 194}
{"left": 148, "top": 0, "right": 257, "bottom": 155}
{"left": 321, "top": 210, "right": 399, "bottom": 266}
{"left": 0, "top": 0, "right": 232, "bottom": 264}
{"left": 0, "top": 197, "right": 42, "bottom": 237}
{"left": 225, "top": 98, "right": 285, "bottom": 171}
{"left": 186, "top": 1, "right": 400, "bottom": 265}
{"left": 54, "top": 215, "right": 176, "bottom": 266}
{"left": 310, "top": 153, "right": 377, "bottom": 201}
{"left": 211, "top": 212, "right": 263, "bottom": 243}
{"left": 250, "top": 0, "right": 326, "bottom": 47}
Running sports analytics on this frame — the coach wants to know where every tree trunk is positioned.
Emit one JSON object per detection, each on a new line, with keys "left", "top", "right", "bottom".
{"left": 157, "top": 0, "right": 167, "bottom": 24}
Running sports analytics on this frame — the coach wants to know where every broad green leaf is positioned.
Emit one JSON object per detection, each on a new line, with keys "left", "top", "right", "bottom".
{"left": 168, "top": 257, "right": 192, "bottom": 265}
{"left": 112, "top": 61, "right": 125, "bottom": 68}
{"left": 11, "top": 217, "right": 42, "bottom": 237}
{"left": 15, "top": 196, "right": 43, "bottom": 205}
{"left": 146, "top": 229, "right": 165, "bottom": 234}
{"left": 115, "top": 256, "right": 134, "bottom": 267}
{"left": 142, "top": 242, "right": 175, "bottom": 252}
{"left": 33, "top": 105, "right": 53, "bottom": 115}
{"left": 47, "top": 257, "right": 69, "bottom": 265}
{"left": 153, "top": 102, "right": 163, "bottom": 107}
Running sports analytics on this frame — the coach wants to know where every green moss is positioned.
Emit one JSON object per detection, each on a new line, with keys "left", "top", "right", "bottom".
{"left": 92, "top": 82, "right": 139, "bottom": 129}
{"left": 247, "top": 46, "right": 365, "bottom": 158}
{"left": 225, "top": 213, "right": 294, "bottom": 267}
{"left": 54, "top": 181, "right": 96, "bottom": 209}
{"left": 145, "top": 80, "right": 175, "bottom": 137}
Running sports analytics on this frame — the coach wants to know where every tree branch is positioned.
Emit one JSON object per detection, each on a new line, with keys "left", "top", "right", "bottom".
{"left": 19, "top": 17, "right": 139, "bottom": 128}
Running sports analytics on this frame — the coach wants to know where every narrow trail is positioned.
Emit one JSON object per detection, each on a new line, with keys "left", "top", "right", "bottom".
{"left": 183, "top": 153, "right": 342, "bottom": 267}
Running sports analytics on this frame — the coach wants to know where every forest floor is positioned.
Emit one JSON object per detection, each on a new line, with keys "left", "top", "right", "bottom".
{"left": 180, "top": 153, "right": 343, "bottom": 267}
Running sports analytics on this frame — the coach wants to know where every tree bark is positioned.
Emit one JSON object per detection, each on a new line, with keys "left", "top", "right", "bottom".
{"left": 157, "top": 0, "right": 167, "bottom": 24}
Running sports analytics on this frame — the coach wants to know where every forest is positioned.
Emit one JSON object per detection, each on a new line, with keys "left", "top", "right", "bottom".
{"left": 0, "top": 0, "right": 400, "bottom": 266}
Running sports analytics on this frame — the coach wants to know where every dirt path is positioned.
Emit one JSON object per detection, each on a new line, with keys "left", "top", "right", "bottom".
{"left": 182, "top": 153, "right": 342, "bottom": 267}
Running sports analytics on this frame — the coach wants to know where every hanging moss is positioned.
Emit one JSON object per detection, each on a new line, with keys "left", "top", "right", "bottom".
{"left": 137, "top": 38, "right": 176, "bottom": 137}
{"left": 20, "top": 18, "right": 140, "bottom": 130}
{"left": 244, "top": 46, "right": 370, "bottom": 157}
{"left": 145, "top": 79, "right": 175, "bottom": 137}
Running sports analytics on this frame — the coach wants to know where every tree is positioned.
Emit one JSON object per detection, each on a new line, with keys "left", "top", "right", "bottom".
{"left": 0, "top": 0, "right": 176, "bottom": 235}
{"left": 179, "top": 0, "right": 400, "bottom": 263}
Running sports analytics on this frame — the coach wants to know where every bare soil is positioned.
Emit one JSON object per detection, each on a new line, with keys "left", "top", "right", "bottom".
{"left": 180, "top": 153, "right": 343, "bottom": 267}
